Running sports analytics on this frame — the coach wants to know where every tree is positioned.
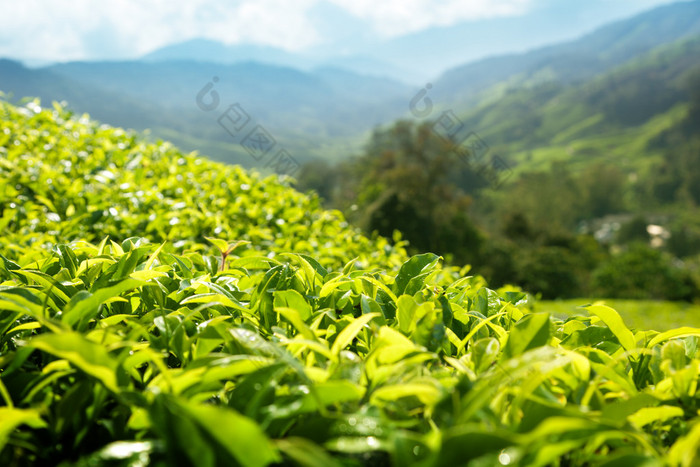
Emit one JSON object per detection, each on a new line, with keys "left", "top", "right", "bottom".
{"left": 591, "top": 244, "right": 698, "bottom": 301}
{"left": 352, "top": 120, "right": 487, "bottom": 264}
{"left": 577, "top": 162, "right": 626, "bottom": 218}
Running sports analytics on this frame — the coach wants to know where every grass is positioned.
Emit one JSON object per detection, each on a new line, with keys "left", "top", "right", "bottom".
{"left": 538, "top": 298, "right": 700, "bottom": 331}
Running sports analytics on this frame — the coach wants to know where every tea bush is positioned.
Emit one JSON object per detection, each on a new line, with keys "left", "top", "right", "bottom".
{"left": 0, "top": 99, "right": 408, "bottom": 271}
{"left": 3, "top": 99, "right": 700, "bottom": 466}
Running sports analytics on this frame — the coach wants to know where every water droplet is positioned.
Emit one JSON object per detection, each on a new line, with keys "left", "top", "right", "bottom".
{"left": 413, "top": 445, "right": 421, "bottom": 456}
{"left": 348, "top": 417, "right": 357, "bottom": 426}
{"left": 499, "top": 452, "right": 511, "bottom": 465}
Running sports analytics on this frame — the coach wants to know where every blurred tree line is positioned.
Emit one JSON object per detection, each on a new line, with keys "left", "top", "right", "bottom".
{"left": 295, "top": 76, "right": 700, "bottom": 301}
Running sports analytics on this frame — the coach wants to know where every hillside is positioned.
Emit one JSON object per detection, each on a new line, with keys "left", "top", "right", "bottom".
{"left": 142, "top": 39, "right": 313, "bottom": 70}
{"left": 0, "top": 60, "right": 413, "bottom": 166}
{"left": 142, "top": 2, "right": 699, "bottom": 84}
{"left": 0, "top": 59, "right": 175, "bottom": 131}
{"left": 450, "top": 34, "right": 700, "bottom": 177}
{"left": 2, "top": 2, "right": 699, "bottom": 170}
{"left": 5, "top": 98, "right": 700, "bottom": 466}
{"left": 433, "top": 0, "right": 700, "bottom": 108}
{"left": 293, "top": 30, "right": 700, "bottom": 301}
{"left": 0, "top": 98, "right": 408, "bottom": 271}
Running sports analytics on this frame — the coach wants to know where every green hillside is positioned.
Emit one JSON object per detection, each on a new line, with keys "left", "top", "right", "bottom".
{"left": 296, "top": 32, "right": 700, "bottom": 301}
{"left": 0, "top": 98, "right": 408, "bottom": 272}
{"left": 433, "top": 0, "right": 700, "bottom": 108}
{"left": 0, "top": 59, "right": 406, "bottom": 167}
{"left": 453, "top": 35, "right": 700, "bottom": 174}
{"left": 6, "top": 95, "right": 700, "bottom": 465}
{"left": 2, "top": 2, "right": 699, "bottom": 170}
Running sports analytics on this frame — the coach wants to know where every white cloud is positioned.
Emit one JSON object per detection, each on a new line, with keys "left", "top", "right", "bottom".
{"left": 3, "top": 0, "right": 666, "bottom": 62}
{"left": 0, "top": 0, "right": 319, "bottom": 61}
{"left": 327, "top": 0, "right": 534, "bottom": 37}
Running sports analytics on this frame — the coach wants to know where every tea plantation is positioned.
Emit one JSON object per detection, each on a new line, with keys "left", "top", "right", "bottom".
{"left": 2, "top": 99, "right": 700, "bottom": 466}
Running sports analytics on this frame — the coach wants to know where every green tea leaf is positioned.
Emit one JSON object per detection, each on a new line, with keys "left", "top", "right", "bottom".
{"left": 502, "top": 313, "right": 551, "bottom": 359}
{"left": 152, "top": 395, "right": 280, "bottom": 467}
{"left": 331, "top": 313, "right": 380, "bottom": 355}
{"left": 0, "top": 408, "right": 47, "bottom": 453}
{"left": 628, "top": 406, "right": 683, "bottom": 427}
{"left": 62, "top": 278, "right": 144, "bottom": 329}
{"left": 25, "top": 332, "right": 121, "bottom": 392}
{"left": 587, "top": 304, "right": 636, "bottom": 353}
{"left": 394, "top": 253, "right": 440, "bottom": 295}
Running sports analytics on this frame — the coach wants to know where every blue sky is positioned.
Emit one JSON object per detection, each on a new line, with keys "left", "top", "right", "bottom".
{"left": 0, "top": 0, "right": 681, "bottom": 63}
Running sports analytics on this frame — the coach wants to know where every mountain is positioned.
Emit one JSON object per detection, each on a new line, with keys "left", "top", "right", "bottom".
{"left": 0, "top": 59, "right": 414, "bottom": 166}
{"left": 143, "top": 38, "right": 414, "bottom": 83}
{"left": 0, "top": 59, "right": 176, "bottom": 130}
{"left": 143, "top": 39, "right": 315, "bottom": 70}
{"left": 141, "top": 2, "right": 696, "bottom": 84}
{"left": 43, "top": 59, "right": 414, "bottom": 135}
{"left": 465, "top": 34, "right": 700, "bottom": 138}
{"left": 2, "top": 1, "right": 699, "bottom": 171}
{"left": 441, "top": 33, "right": 700, "bottom": 194}
{"left": 432, "top": 0, "right": 700, "bottom": 107}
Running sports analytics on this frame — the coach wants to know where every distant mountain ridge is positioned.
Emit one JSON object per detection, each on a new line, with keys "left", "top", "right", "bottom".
{"left": 139, "top": 1, "right": 700, "bottom": 84}
{"left": 1, "top": 0, "right": 699, "bottom": 169}
{"left": 143, "top": 39, "right": 316, "bottom": 70}
{"left": 432, "top": 0, "right": 700, "bottom": 106}
{"left": 142, "top": 38, "right": 418, "bottom": 84}
{"left": 0, "top": 58, "right": 415, "bottom": 166}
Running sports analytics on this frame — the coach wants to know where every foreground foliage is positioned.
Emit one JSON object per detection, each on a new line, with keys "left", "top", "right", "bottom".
{"left": 4, "top": 99, "right": 700, "bottom": 466}
{"left": 3, "top": 241, "right": 700, "bottom": 466}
